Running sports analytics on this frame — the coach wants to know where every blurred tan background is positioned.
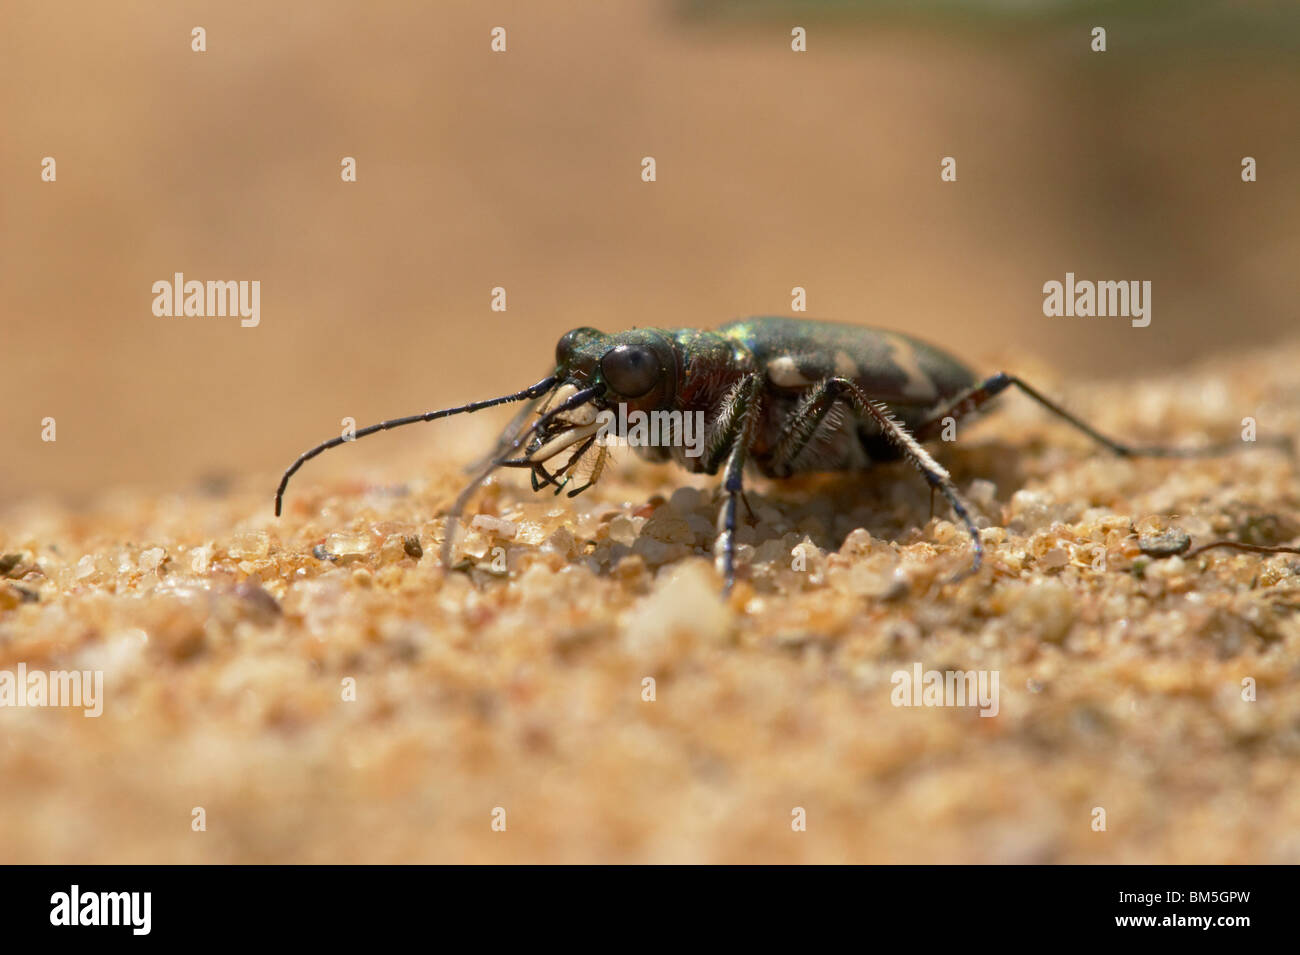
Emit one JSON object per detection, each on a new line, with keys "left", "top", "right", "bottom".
{"left": 3, "top": 0, "right": 1298, "bottom": 504}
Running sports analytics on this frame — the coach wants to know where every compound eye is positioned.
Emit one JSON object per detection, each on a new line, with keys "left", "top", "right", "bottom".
{"left": 600, "top": 344, "right": 660, "bottom": 398}
{"left": 556, "top": 327, "right": 601, "bottom": 367}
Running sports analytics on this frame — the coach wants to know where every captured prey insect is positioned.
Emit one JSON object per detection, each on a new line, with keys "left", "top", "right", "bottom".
{"left": 274, "top": 316, "right": 1271, "bottom": 593}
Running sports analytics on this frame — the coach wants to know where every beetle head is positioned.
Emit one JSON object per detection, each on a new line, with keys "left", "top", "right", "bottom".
{"left": 516, "top": 327, "right": 679, "bottom": 485}
{"left": 553, "top": 326, "right": 677, "bottom": 412}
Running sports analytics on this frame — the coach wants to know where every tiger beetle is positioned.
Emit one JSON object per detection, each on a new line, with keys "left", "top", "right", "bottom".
{"left": 275, "top": 316, "right": 1273, "bottom": 593}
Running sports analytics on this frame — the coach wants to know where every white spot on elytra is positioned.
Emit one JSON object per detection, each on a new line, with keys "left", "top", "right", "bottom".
{"left": 833, "top": 350, "right": 857, "bottom": 378}
{"left": 767, "top": 356, "right": 813, "bottom": 388}
{"left": 882, "top": 334, "right": 937, "bottom": 401}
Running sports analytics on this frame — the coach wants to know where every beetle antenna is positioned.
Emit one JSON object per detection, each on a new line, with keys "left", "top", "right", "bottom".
{"left": 274, "top": 376, "right": 558, "bottom": 516}
{"left": 439, "top": 383, "right": 605, "bottom": 568}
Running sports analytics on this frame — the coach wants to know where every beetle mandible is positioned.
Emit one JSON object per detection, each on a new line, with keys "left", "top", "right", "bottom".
{"left": 275, "top": 316, "right": 1266, "bottom": 592}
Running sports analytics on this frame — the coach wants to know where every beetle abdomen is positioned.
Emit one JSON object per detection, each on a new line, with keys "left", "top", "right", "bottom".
{"left": 719, "top": 317, "right": 976, "bottom": 409}
{"left": 719, "top": 317, "right": 977, "bottom": 476}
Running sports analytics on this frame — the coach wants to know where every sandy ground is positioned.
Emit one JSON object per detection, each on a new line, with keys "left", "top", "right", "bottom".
{"left": 3, "top": 345, "right": 1300, "bottom": 864}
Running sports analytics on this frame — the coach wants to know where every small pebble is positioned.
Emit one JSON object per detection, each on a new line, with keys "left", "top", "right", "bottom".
{"left": 471, "top": 515, "right": 518, "bottom": 539}
{"left": 138, "top": 547, "right": 166, "bottom": 573}
{"left": 325, "top": 531, "right": 371, "bottom": 557}
{"left": 1138, "top": 528, "right": 1191, "bottom": 558}
{"left": 228, "top": 531, "right": 271, "bottom": 559}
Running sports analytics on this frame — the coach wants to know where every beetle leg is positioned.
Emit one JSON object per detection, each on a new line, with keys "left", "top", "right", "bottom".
{"left": 550, "top": 435, "right": 597, "bottom": 495}
{"left": 564, "top": 445, "right": 608, "bottom": 498}
{"left": 914, "top": 372, "right": 1293, "bottom": 457}
{"left": 909, "top": 373, "right": 1014, "bottom": 443}
{"left": 789, "top": 378, "right": 983, "bottom": 582}
{"left": 712, "top": 375, "right": 764, "bottom": 593}
{"left": 768, "top": 379, "right": 850, "bottom": 473}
